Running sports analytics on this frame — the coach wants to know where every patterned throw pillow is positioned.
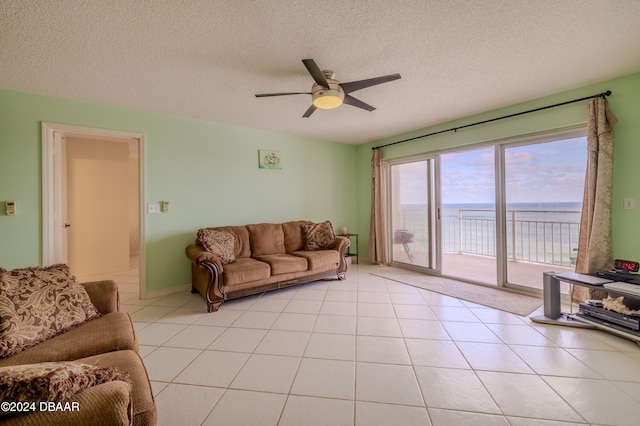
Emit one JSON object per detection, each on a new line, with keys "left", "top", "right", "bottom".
{"left": 0, "top": 362, "right": 130, "bottom": 408}
{"left": 197, "top": 229, "right": 236, "bottom": 265}
{"left": 0, "top": 264, "right": 101, "bottom": 358}
{"left": 302, "top": 221, "right": 336, "bottom": 251}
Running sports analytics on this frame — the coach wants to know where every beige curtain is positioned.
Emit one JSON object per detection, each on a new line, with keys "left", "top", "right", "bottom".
{"left": 573, "top": 97, "right": 617, "bottom": 302}
{"left": 369, "top": 149, "right": 388, "bottom": 264}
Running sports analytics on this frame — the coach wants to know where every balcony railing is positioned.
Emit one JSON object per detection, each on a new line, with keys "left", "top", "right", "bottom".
{"left": 403, "top": 208, "right": 580, "bottom": 267}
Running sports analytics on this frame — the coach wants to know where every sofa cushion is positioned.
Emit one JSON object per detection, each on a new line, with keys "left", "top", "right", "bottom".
{"left": 302, "top": 221, "right": 336, "bottom": 250}
{"left": 247, "top": 223, "right": 286, "bottom": 256}
{"left": 0, "top": 361, "right": 130, "bottom": 408}
{"left": 222, "top": 258, "right": 271, "bottom": 286}
{"left": 282, "top": 220, "right": 312, "bottom": 253}
{"left": 0, "top": 312, "right": 138, "bottom": 368}
{"left": 254, "top": 254, "right": 308, "bottom": 275}
{"left": 291, "top": 250, "right": 341, "bottom": 270}
{"left": 197, "top": 228, "right": 236, "bottom": 265}
{"left": 0, "top": 264, "right": 101, "bottom": 358}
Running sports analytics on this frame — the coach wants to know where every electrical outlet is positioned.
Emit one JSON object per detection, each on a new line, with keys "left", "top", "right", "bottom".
{"left": 147, "top": 202, "right": 161, "bottom": 214}
{"left": 624, "top": 198, "right": 636, "bottom": 210}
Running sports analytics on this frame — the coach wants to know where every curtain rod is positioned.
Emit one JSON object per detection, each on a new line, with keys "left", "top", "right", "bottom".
{"left": 372, "top": 90, "right": 612, "bottom": 150}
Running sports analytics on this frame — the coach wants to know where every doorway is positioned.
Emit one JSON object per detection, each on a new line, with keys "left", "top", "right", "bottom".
{"left": 42, "top": 122, "right": 145, "bottom": 297}
{"left": 388, "top": 157, "right": 437, "bottom": 269}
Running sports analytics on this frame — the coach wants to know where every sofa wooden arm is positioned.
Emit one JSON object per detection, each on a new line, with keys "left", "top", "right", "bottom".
{"left": 334, "top": 236, "right": 351, "bottom": 274}
{"left": 81, "top": 280, "right": 119, "bottom": 314}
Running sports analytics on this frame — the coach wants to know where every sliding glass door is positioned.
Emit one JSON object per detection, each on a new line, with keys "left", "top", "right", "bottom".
{"left": 389, "top": 157, "right": 436, "bottom": 269}
{"left": 386, "top": 129, "right": 587, "bottom": 294}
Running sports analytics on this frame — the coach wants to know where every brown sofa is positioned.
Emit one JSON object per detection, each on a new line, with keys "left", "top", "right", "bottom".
{"left": 186, "top": 220, "right": 350, "bottom": 312}
{"left": 0, "top": 280, "right": 156, "bottom": 426}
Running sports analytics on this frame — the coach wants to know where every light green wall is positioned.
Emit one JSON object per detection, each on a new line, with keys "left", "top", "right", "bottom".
{"left": 0, "top": 89, "right": 358, "bottom": 293}
{"left": 356, "top": 72, "right": 640, "bottom": 263}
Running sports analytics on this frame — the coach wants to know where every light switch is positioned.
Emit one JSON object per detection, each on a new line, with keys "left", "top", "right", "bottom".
{"left": 161, "top": 201, "right": 169, "bottom": 212}
{"left": 6, "top": 201, "right": 15, "bottom": 215}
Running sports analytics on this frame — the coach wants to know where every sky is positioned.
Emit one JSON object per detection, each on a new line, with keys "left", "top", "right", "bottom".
{"left": 398, "top": 137, "right": 588, "bottom": 205}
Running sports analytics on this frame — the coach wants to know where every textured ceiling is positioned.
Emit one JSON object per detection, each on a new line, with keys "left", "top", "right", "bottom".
{"left": 2, "top": 1, "right": 640, "bottom": 144}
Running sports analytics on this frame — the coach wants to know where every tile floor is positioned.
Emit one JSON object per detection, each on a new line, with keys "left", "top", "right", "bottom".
{"left": 101, "top": 262, "right": 640, "bottom": 426}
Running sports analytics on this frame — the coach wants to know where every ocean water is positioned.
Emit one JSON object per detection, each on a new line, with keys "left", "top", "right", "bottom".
{"left": 399, "top": 202, "right": 582, "bottom": 266}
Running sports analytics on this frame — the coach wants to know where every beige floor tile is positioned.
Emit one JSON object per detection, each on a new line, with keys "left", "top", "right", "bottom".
{"left": 283, "top": 299, "right": 323, "bottom": 314}
{"left": 565, "top": 347, "right": 640, "bottom": 382}
{"left": 320, "top": 300, "right": 358, "bottom": 316}
{"left": 163, "top": 325, "right": 225, "bottom": 349}
{"left": 428, "top": 408, "right": 509, "bottom": 426}
{"left": 357, "top": 302, "right": 396, "bottom": 318}
{"left": 356, "top": 335, "right": 411, "bottom": 364}
{"left": 230, "top": 310, "right": 280, "bottom": 329}
{"left": 279, "top": 395, "right": 354, "bottom": 426}
{"left": 544, "top": 376, "right": 640, "bottom": 426}
{"left": 510, "top": 345, "right": 602, "bottom": 378}
{"left": 325, "top": 290, "right": 358, "bottom": 302}
{"left": 405, "top": 339, "right": 471, "bottom": 369}
{"left": 399, "top": 318, "right": 451, "bottom": 340}
{"left": 478, "top": 371, "right": 584, "bottom": 422}
{"left": 356, "top": 362, "right": 424, "bottom": 406}
{"left": 202, "top": 389, "right": 286, "bottom": 426}
{"left": 394, "top": 304, "right": 438, "bottom": 320}
{"left": 144, "top": 347, "right": 202, "bottom": 382}
{"left": 355, "top": 401, "right": 430, "bottom": 426}
{"left": 442, "top": 321, "right": 502, "bottom": 342}
{"left": 173, "top": 350, "right": 250, "bottom": 387}
{"left": 230, "top": 354, "right": 301, "bottom": 393}
{"left": 155, "top": 307, "right": 206, "bottom": 325}
{"left": 357, "top": 316, "right": 403, "bottom": 337}
{"left": 456, "top": 342, "right": 534, "bottom": 373}
{"left": 135, "top": 323, "right": 187, "bottom": 346}
{"left": 313, "top": 315, "right": 357, "bottom": 335}
{"left": 415, "top": 366, "right": 501, "bottom": 413}
{"left": 486, "top": 323, "right": 557, "bottom": 346}
{"left": 207, "top": 327, "right": 267, "bottom": 353}
{"left": 254, "top": 330, "right": 310, "bottom": 357}
{"left": 155, "top": 383, "right": 224, "bottom": 426}
{"left": 272, "top": 312, "right": 317, "bottom": 332}
{"left": 291, "top": 358, "right": 355, "bottom": 399}
{"left": 304, "top": 333, "right": 356, "bottom": 361}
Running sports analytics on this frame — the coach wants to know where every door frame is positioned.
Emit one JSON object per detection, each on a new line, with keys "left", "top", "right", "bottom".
{"left": 386, "top": 154, "right": 440, "bottom": 272}
{"left": 42, "top": 122, "right": 146, "bottom": 297}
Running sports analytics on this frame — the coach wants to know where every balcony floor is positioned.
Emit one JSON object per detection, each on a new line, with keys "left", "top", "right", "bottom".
{"left": 392, "top": 250, "right": 573, "bottom": 294}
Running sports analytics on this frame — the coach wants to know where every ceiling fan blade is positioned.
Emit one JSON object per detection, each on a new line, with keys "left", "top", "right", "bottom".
{"left": 255, "top": 92, "right": 311, "bottom": 97}
{"left": 302, "top": 104, "right": 317, "bottom": 118}
{"left": 302, "top": 59, "right": 330, "bottom": 88}
{"left": 340, "top": 73, "right": 401, "bottom": 94}
{"left": 343, "top": 94, "right": 376, "bottom": 112}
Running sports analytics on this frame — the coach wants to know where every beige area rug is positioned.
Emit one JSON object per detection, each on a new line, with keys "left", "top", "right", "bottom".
{"left": 371, "top": 266, "right": 542, "bottom": 316}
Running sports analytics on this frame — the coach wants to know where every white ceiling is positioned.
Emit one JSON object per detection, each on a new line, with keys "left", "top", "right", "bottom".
{"left": 2, "top": 1, "right": 640, "bottom": 144}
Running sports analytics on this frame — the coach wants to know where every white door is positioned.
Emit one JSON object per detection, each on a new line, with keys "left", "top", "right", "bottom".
{"left": 65, "top": 136, "right": 130, "bottom": 277}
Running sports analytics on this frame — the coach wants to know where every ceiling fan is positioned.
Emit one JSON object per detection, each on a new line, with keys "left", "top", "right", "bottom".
{"left": 255, "top": 59, "right": 401, "bottom": 118}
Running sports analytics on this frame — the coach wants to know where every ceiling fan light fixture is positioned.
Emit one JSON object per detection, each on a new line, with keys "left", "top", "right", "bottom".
{"left": 313, "top": 91, "right": 344, "bottom": 109}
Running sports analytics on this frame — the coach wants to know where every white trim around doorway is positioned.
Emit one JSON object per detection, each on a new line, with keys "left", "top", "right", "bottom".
{"left": 41, "top": 122, "right": 147, "bottom": 298}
